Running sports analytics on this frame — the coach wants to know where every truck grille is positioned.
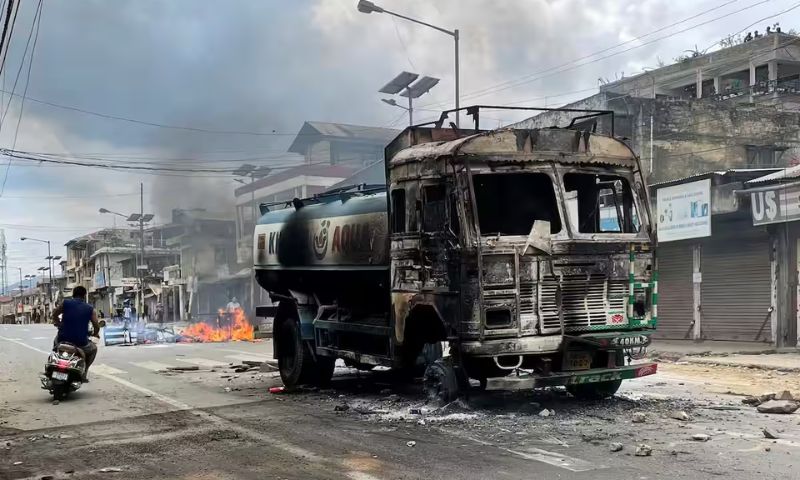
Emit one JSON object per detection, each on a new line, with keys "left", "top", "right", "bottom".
{"left": 538, "top": 274, "right": 628, "bottom": 333}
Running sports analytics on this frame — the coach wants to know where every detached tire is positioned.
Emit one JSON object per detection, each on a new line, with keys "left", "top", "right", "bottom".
{"left": 423, "top": 359, "right": 460, "bottom": 404}
{"left": 275, "top": 318, "right": 314, "bottom": 388}
{"left": 567, "top": 380, "right": 622, "bottom": 400}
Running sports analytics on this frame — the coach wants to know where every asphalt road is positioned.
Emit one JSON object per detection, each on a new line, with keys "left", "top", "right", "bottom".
{"left": 1, "top": 323, "right": 799, "bottom": 480}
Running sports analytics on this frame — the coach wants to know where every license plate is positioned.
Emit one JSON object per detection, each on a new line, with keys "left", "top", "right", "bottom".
{"left": 564, "top": 352, "right": 592, "bottom": 371}
{"left": 52, "top": 371, "right": 68, "bottom": 381}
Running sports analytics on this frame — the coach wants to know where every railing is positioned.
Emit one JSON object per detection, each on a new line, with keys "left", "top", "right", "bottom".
{"left": 708, "top": 79, "right": 800, "bottom": 101}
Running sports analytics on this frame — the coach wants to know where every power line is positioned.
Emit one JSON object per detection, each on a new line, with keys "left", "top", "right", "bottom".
{"left": 421, "top": 0, "right": 771, "bottom": 110}
{"left": 10, "top": 0, "right": 40, "bottom": 151}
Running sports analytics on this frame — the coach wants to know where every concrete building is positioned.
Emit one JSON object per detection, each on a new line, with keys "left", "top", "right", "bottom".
{"left": 513, "top": 30, "right": 800, "bottom": 346}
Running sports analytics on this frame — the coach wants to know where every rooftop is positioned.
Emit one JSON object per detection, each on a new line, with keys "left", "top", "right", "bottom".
{"left": 287, "top": 121, "right": 399, "bottom": 155}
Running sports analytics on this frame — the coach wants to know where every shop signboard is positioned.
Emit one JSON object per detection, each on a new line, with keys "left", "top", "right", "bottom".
{"left": 751, "top": 183, "right": 800, "bottom": 225}
{"left": 656, "top": 179, "right": 711, "bottom": 242}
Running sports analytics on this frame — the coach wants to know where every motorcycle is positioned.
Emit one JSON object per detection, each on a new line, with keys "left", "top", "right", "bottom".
{"left": 40, "top": 320, "right": 103, "bottom": 400}
{"left": 40, "top": 342, "right": 88, "bottom": 400}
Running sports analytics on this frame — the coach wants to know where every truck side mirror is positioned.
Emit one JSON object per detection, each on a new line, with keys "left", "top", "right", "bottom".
{"left": 522, "top": 220, "right": 552, "bottom": 256}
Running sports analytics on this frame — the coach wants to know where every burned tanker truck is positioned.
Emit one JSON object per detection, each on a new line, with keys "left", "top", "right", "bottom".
{"left": 254, "top": 107, "right": 658, "bottom": 401}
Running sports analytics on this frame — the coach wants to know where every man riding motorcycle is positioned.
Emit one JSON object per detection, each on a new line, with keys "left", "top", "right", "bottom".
{"left": 51, "top": 286, "right": 100, "bottom": 380}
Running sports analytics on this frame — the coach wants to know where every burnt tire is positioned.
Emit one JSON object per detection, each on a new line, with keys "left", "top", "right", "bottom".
{"left": 566, "top": 380, "right": 622, "bottom": 400}
{"left": 313, "top": 356, "right": 336, "bottom": 387}
{"left": 423, "top": 358, "right": 460, "bottom": 405}
{"left": 275, "top": 318, "right": 314, "bottom": 388}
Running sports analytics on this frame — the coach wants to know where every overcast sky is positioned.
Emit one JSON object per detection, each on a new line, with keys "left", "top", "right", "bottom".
{"left": 1, "top": 0, "right": 798, "bottom": 279}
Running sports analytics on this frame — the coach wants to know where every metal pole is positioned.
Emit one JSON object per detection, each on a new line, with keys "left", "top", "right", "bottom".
{"left": 250, "top": 175, "right": 255, "bottom": 316}
{"left": 408, "top": 96, "right": 413, "bottom": 125}
{"left": 46, "top": 240, "right": 52, "bottom": 306}
{"left": 139, "top": 182, "right": 145, "bottom": 322}
{"left": 454, "top": 28, "right": 460, "bottom": 128}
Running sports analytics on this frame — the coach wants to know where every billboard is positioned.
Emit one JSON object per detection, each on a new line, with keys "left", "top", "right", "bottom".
{"left": 751, "top": 183, "right": 800, "bottom": 225}
{"left": 656, "top": 179, "right": 711, "bottom": 242}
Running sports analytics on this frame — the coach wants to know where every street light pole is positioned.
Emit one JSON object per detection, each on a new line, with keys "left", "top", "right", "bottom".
{"left": 139, "top": 182, "right": 145, "bottom": 322}
{"left": 20, "top": 237, "right": 53, "bottom": 306}
{"left": 357, "top": 0, "right": 460, "bottom": 126}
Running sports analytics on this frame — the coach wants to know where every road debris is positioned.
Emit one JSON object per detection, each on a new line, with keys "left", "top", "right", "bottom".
{"left": 98, "top": 467, "right": 124, "bottom": 473}
{"left": 742, "top": 396, "right": 761, "bottom": 406}
{"left": 635, "top": 444, "right": 652, "bottom": 456}
{"left": 334, "top": 404, "right": 350, "bottom": 412}
{"left": 224, "top": 387, "right": 231, "bottom": 393}
{"left": 756, "top": 400, "right": 799, "bottom": 414}
{"left": 691, "top": 433, "right": 710, "bottom": 442}
{"left": 167, "top": 365, "right": 199, "bottom": 371}
{"left": 269, "top": 386, "right": 285, "bottom": 394}
{"left": 669, "top": 410, "right": 689, "bottom": 421}
{"left": 632, "top": 412, "right": 646, "bottom": 423}
{"left": 775, "top": 390, "right": 794, "bottom": 401}
{"left": 538, "top": 408, "right": 554, "bottom": 417}
{"left": 762, "top": 427, "right": 780, "bottom": 439}
{"left": 13, "top": 461, "right": 22, "bottom": 465}
{"left": 610, "top": 442, "right": 624, "bottom": 452}
{"left": 406, "top": 441, "right": 416, "bottom": 447}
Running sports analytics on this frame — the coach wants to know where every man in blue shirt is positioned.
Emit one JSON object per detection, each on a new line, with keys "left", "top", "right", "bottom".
{"left": 52, "top": 286, "right": 100, "bottom": 380}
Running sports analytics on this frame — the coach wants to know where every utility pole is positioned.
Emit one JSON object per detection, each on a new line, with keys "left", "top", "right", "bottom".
{"left": 139, "top": 182, "right": 145, "bottom": 321}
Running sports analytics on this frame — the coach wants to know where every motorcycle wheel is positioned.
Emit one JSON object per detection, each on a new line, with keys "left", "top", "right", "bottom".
{"left": 52, "top": 384, "right": 68, "bottom": 401}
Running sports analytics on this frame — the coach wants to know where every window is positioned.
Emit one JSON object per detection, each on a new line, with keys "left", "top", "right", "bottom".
{"left": 563, "top": 173, "right": 640, "bottom": 234}
{"left": 746, "top": 145, "right": 784, "bottom": 168}
{"left": 472, "top": 173, "right": 561, "bottom": 235}
{"left": 391, "top": 189, "right": 406, "bottom": 233}
{"left": 422, "top": 185, "right": 446, "bottom": 232}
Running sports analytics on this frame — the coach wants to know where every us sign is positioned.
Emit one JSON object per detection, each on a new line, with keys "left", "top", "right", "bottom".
{"left": 751, "top": 184, "right": 800, "bottom": 225}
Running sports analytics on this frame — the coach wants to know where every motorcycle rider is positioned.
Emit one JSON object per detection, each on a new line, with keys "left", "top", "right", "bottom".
{"left": 51, "top": 286, "right": 100, "bottom": 381}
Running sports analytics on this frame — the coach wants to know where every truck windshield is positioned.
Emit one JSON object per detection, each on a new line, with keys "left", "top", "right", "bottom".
{"left": 472, "top": 173, "right": 561, "bottom": 236}
{"left": 563, "top": 173, "right": 641, "bottom": 234}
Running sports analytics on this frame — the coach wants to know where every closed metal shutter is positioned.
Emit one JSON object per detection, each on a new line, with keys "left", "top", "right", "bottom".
{"left": 700, "top": 224, "right": 771, "bottom": 342}
{"left": 654, "top": 242, "right": 694, "bottom": 339}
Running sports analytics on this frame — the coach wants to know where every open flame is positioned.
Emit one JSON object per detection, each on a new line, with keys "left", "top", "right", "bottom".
{"left": 180, "top": 307, "right": 254, "bottom": 342}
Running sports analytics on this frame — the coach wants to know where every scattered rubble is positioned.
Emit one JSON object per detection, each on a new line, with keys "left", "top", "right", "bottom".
{"left": 98, "top": 467, "right": 123, "bottom": 473}
{"left": 609, "top": 442, "right": 624, "bottom": 452}
{"left": 167, "top": 366, "right": 199, "bottom": 372}
{"left": 538, "top": 409, "right": 554, "bottom": 418}
{"left": 668, "top": 410, "right": 689, "bottom": 421}
{"left": 334, "top": 404, "right": 349, "bottom": 412}
{"left": 691, "top": 433, "right": 710, "bottom": 442}
{"left": 634, "top": 444, "right": 652, "bottom": 456}
{"left": 756, "top": 400, "right": 799, "bottom": 414}
{"left": 775, "top": 390, "right": 794, "bottom": 401}
{"left": 631, "top": 412, "right": 646, "bottom": 423}
{"left": 762, "top": 427, "right": 780, "bottom": 439}
{"left": 406, "top": 441, "right": 416, "bottom": 447}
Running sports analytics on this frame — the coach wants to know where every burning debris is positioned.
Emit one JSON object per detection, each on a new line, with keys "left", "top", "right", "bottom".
{"left": 180, "top": 308, "right": 254, "bottom": 342}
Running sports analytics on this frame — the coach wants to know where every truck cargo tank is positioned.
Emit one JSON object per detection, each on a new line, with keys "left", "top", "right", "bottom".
{"left": 253, "top": 189, "right": 390, "bottom": 313}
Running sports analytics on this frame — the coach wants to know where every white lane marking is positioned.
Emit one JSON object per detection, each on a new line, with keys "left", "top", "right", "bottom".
{"left": 131, "top": 361, "right": 174, "bottom": 372}
{"left": 93, "top": 364, "right": 127, "bottom": 375}
{"left": 0, "top": 335, "right": 48, "bottom": 354}
{"left": 176, "top": 357, "right": 227, "bottom": 368}
{"left": 32, "top": 336, "right": 48, "bottom": 340}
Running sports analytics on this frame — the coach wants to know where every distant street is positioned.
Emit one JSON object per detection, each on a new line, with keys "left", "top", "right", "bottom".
{"left": 2, "top": 323, "right": 799, "bottom": 480}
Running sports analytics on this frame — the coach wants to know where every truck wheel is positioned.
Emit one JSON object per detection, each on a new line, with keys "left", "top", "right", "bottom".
{"left": 567, "top": 380, "right": 622, "bottom": 400}
{"left": 313, "top": 356, "right": 336, "bottom": 387}
{"left": 423, "top": 358, "right": 460, "bottom": 404}
{"left": 275, "top": 318, "right": 314, "bottom": 388}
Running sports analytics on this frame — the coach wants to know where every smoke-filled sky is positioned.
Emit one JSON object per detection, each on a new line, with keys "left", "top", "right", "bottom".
{"left": 2, "top": 0, "right": 798, "bottom": 277}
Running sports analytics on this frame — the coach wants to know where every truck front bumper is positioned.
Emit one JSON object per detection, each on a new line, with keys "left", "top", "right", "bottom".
{"left": 460, "top": 330, "right": 652, "bottom": 357}
{"left": 485, "top": 362, "right": 658, "bottom": 391}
